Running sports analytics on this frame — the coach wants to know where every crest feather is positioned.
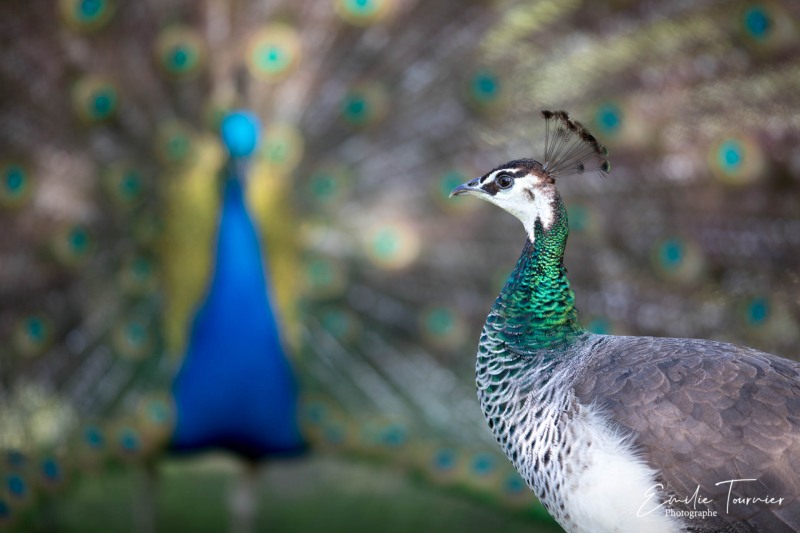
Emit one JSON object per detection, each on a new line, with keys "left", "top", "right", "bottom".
{"left": 539, "top": 110, "right": 610, "bottom": 178}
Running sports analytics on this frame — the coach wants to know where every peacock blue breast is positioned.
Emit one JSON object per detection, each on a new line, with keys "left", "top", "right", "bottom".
{"left": 170, "top": 122, "right": 305, "bottom": 460}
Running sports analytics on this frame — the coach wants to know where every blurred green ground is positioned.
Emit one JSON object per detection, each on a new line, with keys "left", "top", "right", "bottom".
{"left": 15, "top": 455, "right": 563, "bottom": 532}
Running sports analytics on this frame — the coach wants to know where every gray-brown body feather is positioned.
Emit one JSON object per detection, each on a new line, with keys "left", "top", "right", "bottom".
{"left": 574, "top": 334, "right": 800, "bottom": 532}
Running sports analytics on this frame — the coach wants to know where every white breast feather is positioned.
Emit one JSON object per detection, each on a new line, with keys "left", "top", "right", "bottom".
{"left": 563, "top": 404, "right": 682, "bottom": 533}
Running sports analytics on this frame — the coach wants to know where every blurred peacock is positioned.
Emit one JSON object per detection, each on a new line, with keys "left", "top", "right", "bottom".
{"left": 1, "top": 0, "right": 799, "bottom": 531}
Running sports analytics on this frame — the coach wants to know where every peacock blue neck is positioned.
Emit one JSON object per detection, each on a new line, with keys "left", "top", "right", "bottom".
{"left": 490, "top": 199, "right": 585, "bottom": 352}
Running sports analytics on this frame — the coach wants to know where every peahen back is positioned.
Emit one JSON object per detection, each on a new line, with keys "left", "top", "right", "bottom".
{"left": 1, "top": 0, "right": 799, "bottom": 530}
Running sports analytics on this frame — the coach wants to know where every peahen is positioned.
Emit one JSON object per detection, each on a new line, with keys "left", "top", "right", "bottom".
{"left": 1, "top": 0, "right": 799, "bottom": 531}
{"left": 452, "top": 110, "right": 800, "bottom": 532}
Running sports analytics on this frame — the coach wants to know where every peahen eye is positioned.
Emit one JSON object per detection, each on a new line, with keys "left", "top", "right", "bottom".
{"left": 496, "top": 173, "right": 514, "bottom": 189}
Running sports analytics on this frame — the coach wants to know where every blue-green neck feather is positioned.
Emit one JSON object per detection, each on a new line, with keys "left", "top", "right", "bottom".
{"left": 490, "top": 201, "right": 585, "bottom": 352}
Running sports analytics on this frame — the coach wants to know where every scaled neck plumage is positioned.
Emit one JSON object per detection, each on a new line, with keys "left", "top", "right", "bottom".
{"left": 490, "top": 199, "right": 585, "bottom": 353}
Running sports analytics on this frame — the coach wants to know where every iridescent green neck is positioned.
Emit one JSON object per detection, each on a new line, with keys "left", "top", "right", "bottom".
{"left": 490, "top": 201, "right": 584, "bottom": 352}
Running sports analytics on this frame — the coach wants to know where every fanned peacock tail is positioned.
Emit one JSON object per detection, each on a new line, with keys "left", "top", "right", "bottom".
{"left": 1, "top": 0, "right": 799, "bottom": 530}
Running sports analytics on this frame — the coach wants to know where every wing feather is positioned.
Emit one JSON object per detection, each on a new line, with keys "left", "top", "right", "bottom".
{"left": 573, "top": 335, "right": 800, "bottom": 531}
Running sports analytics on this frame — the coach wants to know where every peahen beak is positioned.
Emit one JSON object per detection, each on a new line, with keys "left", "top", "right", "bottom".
{"left": 449, "top": 179, "right": 484, "bottom": 198}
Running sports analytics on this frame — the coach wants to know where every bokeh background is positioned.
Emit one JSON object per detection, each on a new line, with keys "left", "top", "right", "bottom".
{"left": 1, "top": 0, "right": 799, "bottom": 531}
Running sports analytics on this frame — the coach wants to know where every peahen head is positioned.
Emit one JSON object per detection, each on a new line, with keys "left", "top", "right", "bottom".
{"left": 450, "top": 158, "right": 561, "bottom": 240}
{"left": 451, "top": 110, "right": 609, "bottom": 243}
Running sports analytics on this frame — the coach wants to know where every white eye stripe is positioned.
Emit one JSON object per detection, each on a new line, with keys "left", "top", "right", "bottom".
{"left": 479, "top": 172, "right": 497, "bottom": 185}
{"left": 481, "top": 169, "right": 514, "bottom": 186}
